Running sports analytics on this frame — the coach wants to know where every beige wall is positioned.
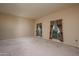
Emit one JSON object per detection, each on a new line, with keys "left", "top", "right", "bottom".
{"left": 0, "top": 5, "right": 79, "bottom": 47}
{"left": 0, "top": 13, "right": 35, "bottom": 39}
{"left": 35, "top": 6, "right": 79, "bottom": 47}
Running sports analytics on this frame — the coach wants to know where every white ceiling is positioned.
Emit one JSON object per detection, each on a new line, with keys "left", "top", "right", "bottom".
{"left": 0, "top": 3, "right": 78, "bottom": 19}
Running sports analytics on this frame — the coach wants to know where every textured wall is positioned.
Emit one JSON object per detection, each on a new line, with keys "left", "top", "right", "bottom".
{"left": 35, "top": 6, "right": 79, "bottom": 47}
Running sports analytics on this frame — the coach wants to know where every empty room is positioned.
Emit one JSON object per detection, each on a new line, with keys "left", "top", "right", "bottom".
{"left": 0, "top": 3, "right": 79, "bottom": 56}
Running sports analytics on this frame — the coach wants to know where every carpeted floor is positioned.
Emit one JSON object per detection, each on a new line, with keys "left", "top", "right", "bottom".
{"left": 0, "top": 37, "right": 79, "bottom": 56}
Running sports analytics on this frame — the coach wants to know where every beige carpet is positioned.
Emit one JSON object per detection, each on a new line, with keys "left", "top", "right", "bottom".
{"left": 0, "top": 37, "right": 79, "bottom": 56}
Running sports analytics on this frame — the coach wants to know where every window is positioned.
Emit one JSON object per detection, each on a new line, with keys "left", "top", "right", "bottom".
{"left": 50, "top": 19, "right": 63, "bottom": 42}
{"left": 36, "top": 23, "right": 42, "bottom": 37}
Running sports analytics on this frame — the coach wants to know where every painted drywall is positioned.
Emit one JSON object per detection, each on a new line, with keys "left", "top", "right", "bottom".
{"left": 35, "top": 6, "right": 79, "bottom": 47}
{"left": 0, "top": 13, "right": 35, "bottom": 39}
